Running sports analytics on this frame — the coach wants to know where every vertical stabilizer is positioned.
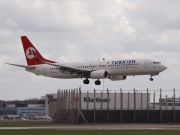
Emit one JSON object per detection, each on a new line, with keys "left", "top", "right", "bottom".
{"left": 21, "top": 36, "right": 56, "bottom": 66}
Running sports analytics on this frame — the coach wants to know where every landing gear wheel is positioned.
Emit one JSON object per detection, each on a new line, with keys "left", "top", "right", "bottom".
{"left": 150, "top": 78, "right": 153, "bottom": 81}
{"left": 83, "top": 79, "right": 90, "bottom": 84}
{"left": 95, "top": 80, "right": 101, "bottom": 85}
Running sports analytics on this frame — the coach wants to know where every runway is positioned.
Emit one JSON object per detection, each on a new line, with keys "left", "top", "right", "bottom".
{"left": 0, "top": 124, "right": 180, "bottom": 130}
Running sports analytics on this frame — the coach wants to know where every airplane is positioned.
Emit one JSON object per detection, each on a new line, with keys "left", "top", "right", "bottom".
{"left": 7, "top": 36, "right": 167, "bottom": 85}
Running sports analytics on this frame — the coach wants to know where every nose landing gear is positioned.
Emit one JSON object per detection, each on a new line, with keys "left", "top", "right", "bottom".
{"left": 150, "top": 75, "right": 154, "bottom": 81}
{"left": 150, "top": 78, "right": 153, "bottom": 81}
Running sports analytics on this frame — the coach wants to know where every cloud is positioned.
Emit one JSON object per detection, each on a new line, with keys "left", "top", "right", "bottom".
{"left": 0, "top": 0, "right": 180, "bottom": 100}
{"left": 0, "top": 0, "right": 95, "bottom": 31}
{"left": 132, "top": 0, "right": 180, "bottom": 30}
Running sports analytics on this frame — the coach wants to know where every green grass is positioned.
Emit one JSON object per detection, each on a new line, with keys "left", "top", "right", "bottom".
{"left": 0, "top": 122, "right": 180, "bottom": 135}
{"left": 0, "top": 121, "right": 60, "bottom": 127}
{"left": 0, "top": 130, "right": 180, "bottom": 135}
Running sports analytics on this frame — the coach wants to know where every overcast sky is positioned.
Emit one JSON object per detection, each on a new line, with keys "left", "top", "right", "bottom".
{"left": 0, "top": 0, "right": 180, "bottom": 100}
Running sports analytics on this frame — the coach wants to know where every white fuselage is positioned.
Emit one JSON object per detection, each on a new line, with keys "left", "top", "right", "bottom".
{"left": 26, "top": 59, "right": 167, "bottom": 79}
{"left": 7, "top": 36, "right": 167, "bottom": 85}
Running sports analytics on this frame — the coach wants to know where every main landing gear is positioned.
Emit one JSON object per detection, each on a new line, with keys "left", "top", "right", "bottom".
{"left": 83, "top": 79, "right": 101, "bottom": 85}
{"left": 95, "top": 79, "right": 101, "bottom": 85}
{"left": 83, "top": 79, "right": 89, "bottom": 84}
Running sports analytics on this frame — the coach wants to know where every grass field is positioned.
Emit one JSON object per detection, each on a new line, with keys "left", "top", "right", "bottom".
{"left": 0, "top": 130, "right": 180, "bottom": 135}
{"left": 0, "top": 121, "right": 180, "bottom": 135}
{"left": 0, "top": 121, "right": 59, "bottom": 127}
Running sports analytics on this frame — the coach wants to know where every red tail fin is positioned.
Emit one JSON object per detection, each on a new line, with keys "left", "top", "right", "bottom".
{"left": 21, "top": 36, "right": 56, "bottom": 66}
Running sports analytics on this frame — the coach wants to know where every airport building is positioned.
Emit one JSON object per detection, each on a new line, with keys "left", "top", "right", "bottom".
{"left": 160, "top": 97, "right": 180, "bottom": 106}
{"left": 50, "top": 88, "right": 180, "bottom": 123}
{"left": 0, "top": 99, "right": 46, "bottom": 116}
{"left": 45, "top": 90, "right": 151, "bottom": 119}
{"left": 1, "top": 88, "right": 180, "bottom": 123}
{"left": 0, "top": 90, "right": 150, "bottom": 119}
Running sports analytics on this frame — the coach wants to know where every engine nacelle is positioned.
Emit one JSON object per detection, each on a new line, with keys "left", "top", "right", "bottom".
{"left": 90, "top": 70, "right": 108, "bottom": 79}
{"left": 109, "top": 76, "right": 126, "bottom": 81}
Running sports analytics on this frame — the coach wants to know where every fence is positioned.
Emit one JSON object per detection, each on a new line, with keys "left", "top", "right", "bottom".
{"left": 53, "top": 88, "right": 180, "bottom": 123}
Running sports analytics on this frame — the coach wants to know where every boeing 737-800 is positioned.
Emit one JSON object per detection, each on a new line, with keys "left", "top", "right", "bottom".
{"left": 7, "top": 36, "right": 167, "bottom": 85}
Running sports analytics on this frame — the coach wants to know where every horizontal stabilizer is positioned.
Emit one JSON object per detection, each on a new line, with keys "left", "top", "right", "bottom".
{"left": 6, "top": 63, "right": 35, "bottom": 69}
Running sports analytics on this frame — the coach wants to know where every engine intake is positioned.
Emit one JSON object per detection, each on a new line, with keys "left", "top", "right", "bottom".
{"left": 90, "top": 70, "right": 108, "bottom": 79}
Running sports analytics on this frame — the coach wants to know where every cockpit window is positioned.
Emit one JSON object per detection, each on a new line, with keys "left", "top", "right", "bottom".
{"left": 153, "top": 62, "right": 161, "bottom": 64}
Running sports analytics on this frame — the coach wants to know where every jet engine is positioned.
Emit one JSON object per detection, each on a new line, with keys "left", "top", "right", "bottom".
{"left": 109, "top": 76, "right": 126, "bottom": 81}
{"left": 90, "top": 70, "right": 108, "bottom": 79}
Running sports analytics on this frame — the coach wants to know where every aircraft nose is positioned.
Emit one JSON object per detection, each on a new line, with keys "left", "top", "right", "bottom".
{"left": 161, "top": 65, "right": 167, "bottom": 71}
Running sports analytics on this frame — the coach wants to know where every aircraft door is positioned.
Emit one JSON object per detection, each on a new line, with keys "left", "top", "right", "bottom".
{"left": 42, "top": 65, "right": 46, "bottom": 76}
{"left": 38, "top": 65, "right": 46, "bottom": 76}
{"left": 144, "top": 60, "right": 148, "bottom": 68}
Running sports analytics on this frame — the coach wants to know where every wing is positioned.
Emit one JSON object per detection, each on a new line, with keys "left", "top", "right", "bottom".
{"left": 32, "top": 51, "right": 92, "bottom": 78}
{"left": 46, "top": 62, "right": 91, "bottom": 78}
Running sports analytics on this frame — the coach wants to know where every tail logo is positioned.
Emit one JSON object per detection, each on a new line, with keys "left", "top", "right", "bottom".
{"left": 26, "top": 47, "right": 36, "bottom": 59}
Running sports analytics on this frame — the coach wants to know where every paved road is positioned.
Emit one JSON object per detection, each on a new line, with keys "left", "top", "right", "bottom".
{"left": 0, "top": 124, "right": 180, "bottom": 130}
